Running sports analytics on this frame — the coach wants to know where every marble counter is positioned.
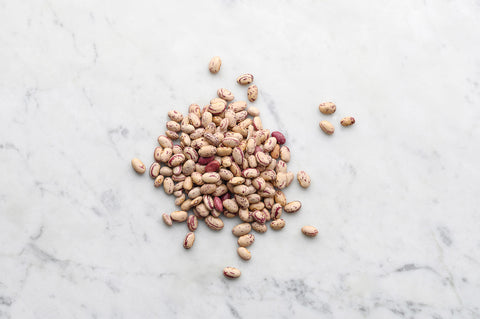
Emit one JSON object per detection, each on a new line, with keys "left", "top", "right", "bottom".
{"left": 1, "top": 0, "right": 480, "bottom": 318}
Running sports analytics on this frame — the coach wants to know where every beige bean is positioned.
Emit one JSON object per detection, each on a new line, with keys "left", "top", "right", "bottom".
{"left": 163, "top": 177, "right": 174, "bottom": 194}
{"left": 170, "top": 210, "right": 188, "bottom": 222}
{"left": 217, "top": 88, "right": 234, "bottom": 101}
{"left": 168, "top": 110, "right": 183, "bottom": 122}
{"left": 165, "top": 130, "right": 179, "bottom": 140}
{"left": 154, "top": 147, "right": 163, "bottom": 162}
{"left": 224, "top": 110, "right": 236, "bottom": 128}
{"left": 232, "top": 223, "right": 252, "bottom": 237}
{"left": 260, "top": 169, "right": 276, "bottom": 182}
{"left": 162, "top": 213, "right": 172, "bottom": 226}
{"left": 172, "top": 174, "right": 186, "bottom": 182}
{"left": 190, "top": 128, "right": 205, "bottom": 140}
{"left": 251, "top": 222, "right": 267, "bottom": 233}
{"left": 154, "top": 175, "right": 165, "bottom": 187}
{"left": 174, "top": 194, "right": 186, "bottom": 206}
{"left": 149, "top": 162, "right": 160, "bottom": 178}
{"left": 198, "top": 145, "right": 217, "bottom": 157}
{"left": 202, "top": 172, "right": 221, "bottom": 184}
{"left": 160, "top": 166, "right": 173, "bottom": 177}
{"left": 247, "top": 193, "right": 261, "bottom": 204}
{"left": 236, "top": 73, "right": 254, "bottom": 85}
{"left": 173, "top": 190, "right": 183, "bottom": 197}
{"left": 168, "top": 153, "right": 186, "bottom": 167}
{"left": 245, "top": 154, "right": 256, "bottom": 168}
{"left": 209, "top": 56, "right": 222, "bottom": 73}
{"left": 166, "top": 121, "right": 181, "bottom": 132}
{"left": 234, "top": 111, "right": 248, "bottom": 123}
{"left": 202, "top": 111, "right": 213, "bottom": 128}
{"left": 275, "top": 172, "right": 288, "bottom": 189}
{"left": 264, "top": 197, "right": 274, "bottom": 209}
{"left": 274, "top": 190, "right": 287, "bottom": 206}
{"left": 200, "top": 183, "right": 217, "bottom": 194}
{"left": 188, "top": 113, "right": 201, "bottom": 128}
{"left": 131, "top": 158, "right": 146, "bottom": 174}
{"left": 243, "top": 168, "right": 260, "bottom": 179}
{"left": 222, "top": 136, "right": 240, "bottom": 148}
{"left": 173, "top": 181, "right": 184, "bottom": 191}
{"left": 228, "top": 101, "right": 247, "bottom": 112}
{"left": 253, "top": 116, "right": 262, "bottom": 130}
{"left": 205, "top": 216, "right": 224, "bottom": 230}
{"left": 270, "top": 219, "right": 286, "bottom": 230}
{"left": 183, "top": 232, "right": 195, "bottom": 249}
{"left": 280, "top": 146, "right": 290, "bottom": 162}
{"left": 239, "top": 209, "right": 254, "bottom": 223}
{"left": 252, "top": 177, "right": 267, "bottom": 191}
{"left": 183, "top": 176, "right": 193, "bottom": 191}
{"left": 249, "top": 202, "right": 264, "bottom": 211}
{"left": 158, "top": 135, "right": 173, "bottom": 149}
{"left": 252, "top": 210, "right": 266, "bottom": 224}
{"left": 319, "top": 120, "right": 335, "bottom": 135}
{"left": 219, "top": 168, "right": 234, "bottom": 181}
{"left": 191, "top": 172, "right": 204, "bottom": 185}
{"left": 233, "top": 185, "right": 249, "bottom": 196}
{"left": 232, "top": 147, "right": 244, "bottom": 165}
{"left": 187, "top": 215, "right": 198, "bottom": 232}
{"left": 204, "top": 132, "right": 221, "bottom": 146}
{"left": 188, "top": 103, "right": 201, "bottom": 117}
{"left": 229, "top": 176, "right": 245, "bottom": 185}
{"left": 181, "top": 124, "right": 195, "bottom": 134}
{"left": 230, "top": 163, "right": 242, "bottom": 177}
{"left": 159, "top": 148, "right": 173, "bottom": 163}
{"left": 180, "top": 199, "right": 192, "bottom": 211}
{"left": 237, "top": 233, "right": 255, "bottom": 247}
{"left": 183, "top": 147, "right": 198, "bottom": 162}
{"left": 247, "top": 84, "right": 258, "bottom": 102}
{"left": 237, "top": 247, "right": 251, "bottom": 260}
{"left": 297, "top": 171, "right": 311, "bottom": 188}
{"left": 223, "top": 199, "right": 239, "bottom": 213}
{"left": 318, "top": 102, "right": 336, "bottom": 114}
{"left": 263, "top": 137, "right": 277, "bottom": 152}
{"left": 195, "top": 203, "right": 210, "bottom": 217}
{"left": 223, "top": 267, "right": 241, "bottom": 279}
{"left": 341, "top": 117, "right": 356, "bottom": 127}
{"left": 182, "top": 159, "right": 195, "bottom": 176}
{"left": 208, "top": 102, "right": 226, "bottom": 115}
{"left": 301, "top": 225, "right": 319, "bottom": 237}
{"left": 286, "top": 172, "right": 294, "bottom": 186}
{"left": 247, "top": 106, "right": 260, "bottom": 117}
{"left": 284, "top": 201, "right": 302, "bottom": 213}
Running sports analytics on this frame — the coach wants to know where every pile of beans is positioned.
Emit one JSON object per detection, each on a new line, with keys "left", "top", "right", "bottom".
{"left": 132, "top": 56, "right": 320, "bottom": 279}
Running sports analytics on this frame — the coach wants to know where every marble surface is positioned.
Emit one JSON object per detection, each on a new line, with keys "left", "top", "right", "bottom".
{"left": 1, "top": 0, "right": 480, "bottom": 318}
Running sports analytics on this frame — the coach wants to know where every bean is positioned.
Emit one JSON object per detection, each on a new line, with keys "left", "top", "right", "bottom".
{"left": 237, "top": 247, "right": 251, "bottom": 260}
{"left": 318, "top": 102, "right": 336, "bottom": 114}
{"left": 297, "top": 171, "right": 311, "bottom": 188}
{"left": 236, "top": 73, "right": 254, "bottom": 85}
{"left": 223, "top": 267, "right": 241, "bottom": 279}
{"left": 131, "top": 158, "right": 146, "bottom": 174}
{"left": 247, "top": 85, "right": 258, "bottom": 102}
{"left": 341, "top": 117, "right": 355, "bottom": 126}
{"left": 183, "top": 232, "right": 195, "bottom": 249}
{"left": 319, "top": 120, "right": 334, "bottom": 135}
{"left": 301, "top": 226, "right": 319, "bottom": 237}
{"left": 209, "top": 56, "right": 222, "bottom": 73}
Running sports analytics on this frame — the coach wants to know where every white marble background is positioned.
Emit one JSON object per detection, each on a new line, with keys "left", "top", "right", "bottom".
{"left": 1, "top": 0, "right": 480, "bottom": 318}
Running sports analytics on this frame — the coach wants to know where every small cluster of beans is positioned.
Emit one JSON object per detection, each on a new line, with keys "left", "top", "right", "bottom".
{"left": 131, "top": 56, "right": 319, "bottom": 279}
{"left": 318, "top": 102, "right": 355, "bottom": 135}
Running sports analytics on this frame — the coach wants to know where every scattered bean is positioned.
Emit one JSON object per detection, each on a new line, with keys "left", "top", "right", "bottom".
{"left": 301, "top": 226, "right": 319, "bottom": 237}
